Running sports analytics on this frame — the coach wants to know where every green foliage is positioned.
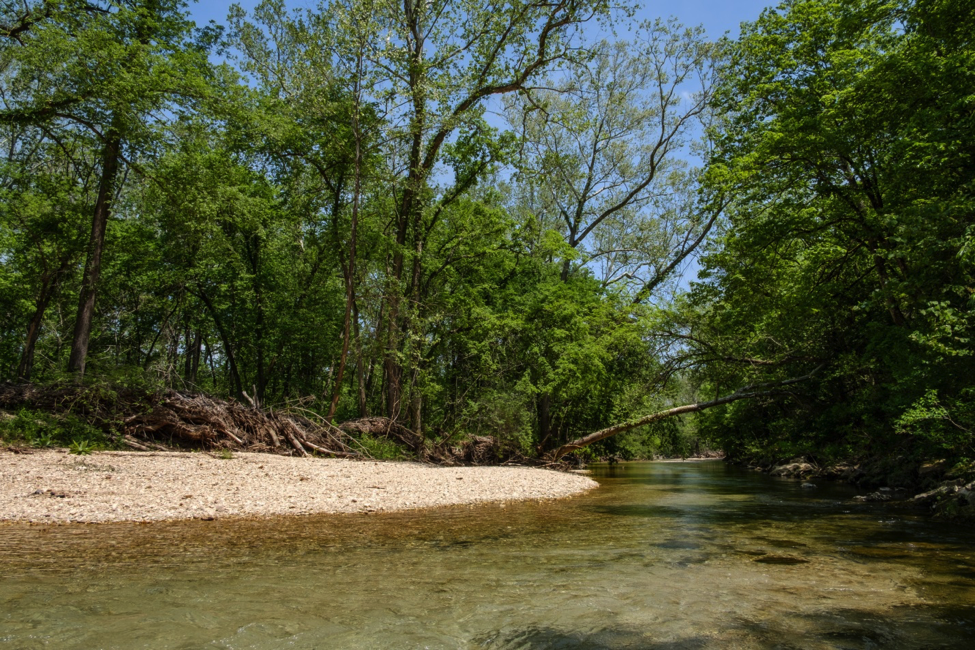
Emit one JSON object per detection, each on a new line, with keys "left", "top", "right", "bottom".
{"left": 682, "top": 0, "right": 975, "bottom": 465}
{"left": 69, "top": 439, "right": 94, "bottom": 455}
{"left": 0, "top": 408, "right": 114, "bottom": 452}
{"left": 896, "top": 389, "right": 974, "bottom": 455}
{"left": 4, "top": 0, "right": 969, "bottom": 470}
{"left": 354, "top": 434, "right": 405, "bottom": 461}
{"left": 0, "top": 0, "right": 701, "bottom": 459}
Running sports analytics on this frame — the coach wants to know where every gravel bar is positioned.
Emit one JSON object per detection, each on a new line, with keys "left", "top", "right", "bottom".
{"left": 0, "top": 450, "right": 598, "bottom": 524}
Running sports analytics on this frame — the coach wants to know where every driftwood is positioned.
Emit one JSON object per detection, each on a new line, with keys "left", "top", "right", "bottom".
{"left": 1, "top": 384, "right": 553, "bottom": 466}
{"left": 0, "top": 384, "right": 360, "bottom": 458}
{"left": 338, "top": 417, "right": 529, "bottom": 466}
{"left": 547, "top": 366, "right": 824, "bottom": 460}
{"left": 338, "top": 417, "right": 425, "bottom": 453}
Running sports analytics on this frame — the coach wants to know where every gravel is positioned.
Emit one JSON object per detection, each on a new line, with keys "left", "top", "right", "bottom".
{"left": 0, "top": 449, "right": 598, "bottom": 524}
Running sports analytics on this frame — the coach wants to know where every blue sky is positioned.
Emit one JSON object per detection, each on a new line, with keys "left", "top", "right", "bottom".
{"left": 188, "top": 0, "right": 777, "bottom": 40}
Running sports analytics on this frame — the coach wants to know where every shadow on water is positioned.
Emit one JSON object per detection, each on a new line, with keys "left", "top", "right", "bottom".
{"left": 476, "top": 625, "right": 712, "bottom": 649}
{"left": 480, "top": 602, "right": 975, "bottom": 650}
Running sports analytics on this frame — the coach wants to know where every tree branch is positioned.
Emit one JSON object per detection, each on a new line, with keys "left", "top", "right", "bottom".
{"left": 547, "top": 365, "right": 825, "bottom": 460}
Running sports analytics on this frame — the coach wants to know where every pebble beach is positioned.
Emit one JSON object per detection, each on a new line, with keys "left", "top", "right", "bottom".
{"left": 0, "top": 449, "right": 598, "bottom": 524}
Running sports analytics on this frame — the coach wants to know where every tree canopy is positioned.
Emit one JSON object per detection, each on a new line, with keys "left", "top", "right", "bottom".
{"left": 1, "top": 0, "right": 971, "bottom": 464}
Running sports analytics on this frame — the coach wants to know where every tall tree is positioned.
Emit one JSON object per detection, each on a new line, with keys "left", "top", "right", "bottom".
{"left": 507, "top": 22, "right": 721, "bottom": 293}
{"left": 680, "top": 0, "right": 975, "bottom": 462}
{"left": 0, "top": 0, "right": 216, "bottom": 379}
{"left": 360, "top": 0, "right": 613, "bottom": 427}
{"left": 503, "top": 21, "right": 721, "bottom": 443}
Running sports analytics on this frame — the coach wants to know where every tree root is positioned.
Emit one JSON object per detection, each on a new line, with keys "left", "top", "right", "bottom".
{"left": 0, "top": 384, "right": 569, "bottom": 467}
{"left": 0, "top": 384, "right": 358, "bottom": 458}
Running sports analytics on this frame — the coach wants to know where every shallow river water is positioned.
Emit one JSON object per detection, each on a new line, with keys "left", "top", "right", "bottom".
{"left": 2, "top": 460, "right": 974, "bottom": 649}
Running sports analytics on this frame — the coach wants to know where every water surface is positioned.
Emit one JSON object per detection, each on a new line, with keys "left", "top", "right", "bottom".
{"left": 2, "top": 460, "right": 974, "bottom": 648}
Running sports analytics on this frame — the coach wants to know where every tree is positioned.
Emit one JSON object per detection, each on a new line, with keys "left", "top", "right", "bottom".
{"left": 354, "top": 0, "right": 614, "bottom": 427}
{"left": 549, "top": 366, "right": 822, "bottom": 459}
{"left": 677, "top": 0, "right": 975, "bottom": 462}
{"left": 0, "top": 0, "right": 217, "bottom": 379}
{"left": 501, "top": 21, "right": 722, "bottom": 444}
{"left": 506, "top": 21, "right": 721, "bottom": 294}
{"left": 0, "top": 127, "right": 93, "bottom": 379}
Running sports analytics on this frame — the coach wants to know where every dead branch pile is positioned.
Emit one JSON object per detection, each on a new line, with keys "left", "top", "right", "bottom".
{"left": 1, "top": 384, "right": 558, "bottom": 466}
{"left": 123, "top": 392, "right": 360, "bottom": 457}
{"left": 0, "top": 383, "right": 358, "bottom": 458}
{"left": 448, "top": 435, "right": 516, "bottom": 465}
{"left": 337, "top": 417, "right": 530, "bottom": 466}
{"left": 338, "top": 416, "right": 425, "bottom": 455}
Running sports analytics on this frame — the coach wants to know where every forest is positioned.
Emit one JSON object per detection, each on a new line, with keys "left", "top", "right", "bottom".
{"left": 0, "top": 0, "right": 972, "bottom": 468}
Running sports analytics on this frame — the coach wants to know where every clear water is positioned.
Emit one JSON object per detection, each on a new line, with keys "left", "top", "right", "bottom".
{"left": 2, "top": 461, "right": 974, "bottom": 649}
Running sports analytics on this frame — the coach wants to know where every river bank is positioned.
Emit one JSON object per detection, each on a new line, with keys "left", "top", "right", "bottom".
{"left": 0, "top": 449, "right": 597, "bottom": 524}
{"left": 740, "top": 456, "right": 975, "bottom": 520}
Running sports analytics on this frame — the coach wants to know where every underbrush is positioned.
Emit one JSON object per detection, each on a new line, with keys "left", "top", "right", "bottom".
{"left": 352, "top": 433, "right": 406, "bottom": 460}
{"left": 0, "top": 407, "right": 118, "bottom": 454}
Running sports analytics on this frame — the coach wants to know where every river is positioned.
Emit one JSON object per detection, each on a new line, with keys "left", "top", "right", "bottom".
{"left": 2, "top": 460, "right": 973, "bottom": 648}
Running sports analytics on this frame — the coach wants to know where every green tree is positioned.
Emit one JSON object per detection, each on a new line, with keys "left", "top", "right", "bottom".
{"left": 0, "top": 0, "right": 217, "bottom": 379}
{"left": 681, "top": 0, "right": 975, "bottom": 462}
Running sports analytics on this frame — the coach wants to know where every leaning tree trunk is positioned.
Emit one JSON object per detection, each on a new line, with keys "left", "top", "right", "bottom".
{"left": 18, "top": 305, "right": 45, "bottom": 382}
{"left": 67, "top": 127, "right": 122, "bottom": 379}
{"left": 547, "top": 366, "right": 824, "bottom": 461}
{"left": 18, "top": 255, "right": 72, "bottom": 381}
{"left": 196, "top": 288, "right": 244, "bottom": 400}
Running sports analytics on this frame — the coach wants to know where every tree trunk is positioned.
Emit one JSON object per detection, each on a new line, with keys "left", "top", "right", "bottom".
{"left": 184, "top": 329, "right": 202, "bottom": 385}
{"left": 18, "top": 306, "right": 45, "bottom": 382}
{"left": 547, "top": 366, "right": 824, "bottom": 460}
{"left": 409, "top": 366, "right": 422, "bottom": 434}
{"left": 197, "top": 288, "right": 244, "bottom": 400}
{"left": 67, "top": 128, "right": 122, "bottom": 379}
{"left": 17, "top": 255, "right": 73, "bottom": 381}
{"left": 384, "top": 9, "right": 427, "bottom": 420}
{"left": 18, "top": 284, "right": 56, "bottom": 381}
{"left": 538, "top": 393, "right": 552, "bottom": 446}
{"left": 327, "top": 49, "right": 364, "bottom": 421}
{"left": 327, "top": 260, "right": 357, "bottom": 421}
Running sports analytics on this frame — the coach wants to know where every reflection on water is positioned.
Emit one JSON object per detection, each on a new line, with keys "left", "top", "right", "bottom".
{"left": 2, "top": 461, "right": 974, "bottom": 649}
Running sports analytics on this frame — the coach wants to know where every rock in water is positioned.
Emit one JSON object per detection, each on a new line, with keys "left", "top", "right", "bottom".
{"left": 801, "top": 482, "right": 817, "bottom": 489}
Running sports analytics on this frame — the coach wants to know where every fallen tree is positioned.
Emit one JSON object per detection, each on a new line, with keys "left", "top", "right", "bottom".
{"left": 1, "top": 371, "right": 823, "bottom": 466}
{"left": 0, "top": 383, "right": 361, "bottom": 457}
{"left": 546, "top": 366, "right": 824, "bottom": 461}
{"left": 0, "top": 383, "right": 531, "bottom": 465}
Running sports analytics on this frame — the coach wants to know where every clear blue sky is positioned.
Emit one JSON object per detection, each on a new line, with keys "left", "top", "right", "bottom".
{"left": 187, "top": 0, "right": 776, "bottom": 40}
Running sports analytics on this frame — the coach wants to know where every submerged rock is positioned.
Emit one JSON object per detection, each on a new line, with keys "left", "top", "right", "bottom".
{"left": 853, "top": 490, "right": 894, "bottom": 502}
{"left": 735, "top": 454, "right": 975, "bottom": 521}
{"left": 919, "top": 459, "right": 949, "bottom": 479}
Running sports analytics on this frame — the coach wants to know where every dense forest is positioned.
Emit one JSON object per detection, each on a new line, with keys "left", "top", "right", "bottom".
{"left": 0, "top": 0, "right": 972, "bottom": 467}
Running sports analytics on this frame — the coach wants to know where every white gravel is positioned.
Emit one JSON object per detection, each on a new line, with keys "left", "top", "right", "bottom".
{"left": 0, "top": 449, "right": 598, "bottom": 524}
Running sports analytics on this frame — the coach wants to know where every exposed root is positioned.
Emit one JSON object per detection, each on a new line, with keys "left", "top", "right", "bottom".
{"left": 0, "top": 384, "right": 359, "bottom": 459}
{"left": 0, "top": 384, "right": 570, "bottom": 468}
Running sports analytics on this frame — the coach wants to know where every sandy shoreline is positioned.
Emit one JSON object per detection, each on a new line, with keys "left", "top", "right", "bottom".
{"left": 0, "top": 449, "right": 598, "bottom": 524}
